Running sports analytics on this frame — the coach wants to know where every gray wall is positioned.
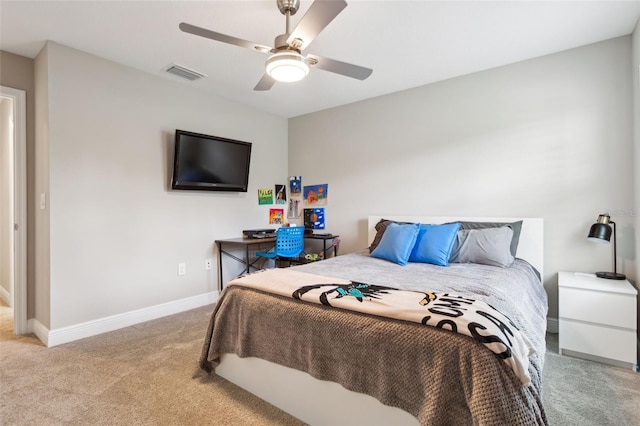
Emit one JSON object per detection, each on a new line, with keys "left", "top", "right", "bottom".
{"left": 37, "top": 42, "right": 288, "bottom": 329}
{"left": 6, "top": 31, "right": 639, "bottom": 333}
{"left": 634, "top": 21, "right": 640, "bottom": 283}
{"left": 0, "top": 51, "right": 36, "bottom": 319}
{"left": 289, "top": 36, "right": 636, "bottom": 323}
{"left": 632, "top": 18, "right": 639, "bottom": 351}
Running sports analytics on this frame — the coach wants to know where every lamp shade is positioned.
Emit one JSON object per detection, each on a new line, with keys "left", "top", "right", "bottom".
{"left": 587, "top": 223, "right": 611, "bottom": 243}
{"left": 587, "top": 213, "right": 625, "bottom": 280}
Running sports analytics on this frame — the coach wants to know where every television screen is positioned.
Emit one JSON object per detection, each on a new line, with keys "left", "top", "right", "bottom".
{"left": 171, "top": 129, "right": 252, "bottom": 192}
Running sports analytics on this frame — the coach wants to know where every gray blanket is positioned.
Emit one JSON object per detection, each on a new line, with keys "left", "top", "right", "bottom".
{"left": 200, "top": 252, "right": 548, "bottom": 425}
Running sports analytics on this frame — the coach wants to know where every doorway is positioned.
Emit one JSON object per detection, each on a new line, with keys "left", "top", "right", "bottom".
{"left": 0, "top": 85, "right": 27, "bottom": 335}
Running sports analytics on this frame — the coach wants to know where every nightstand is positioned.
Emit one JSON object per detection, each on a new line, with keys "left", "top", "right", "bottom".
{"left": 558, "top": 271, "right": 638, "bottom": 370}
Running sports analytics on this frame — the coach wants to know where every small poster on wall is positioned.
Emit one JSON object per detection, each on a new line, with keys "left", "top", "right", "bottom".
{"left": 258, "top": 188, "right": 273, "bottom": 205}
{"left": 288, "top": 176, "right": 303, "bottom": 219}
{"left": 303, "top": 184, "right": 328, "bottom": 206}
{"left": 269, "top": 208, "right": 284, "bottom": 224}
{"left": 288, "top": 199, "right": 301, "bottom": 218}
{"left": 275, "top": 184, "right": 287, "bottom": 204}
{"left": 289, "top": 176, "right": 302, "bottom": 196}
{"left": 304, "top": 208, "right": 325, "bottom": 229}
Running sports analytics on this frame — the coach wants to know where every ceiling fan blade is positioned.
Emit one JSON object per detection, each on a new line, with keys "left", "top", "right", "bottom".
{"left": 307, "top": 54, "right": 373, "bottom": 80}
{"left": 254, "top": 74, "right": 276, "bottom": 91}
{"left": 179, "top": 22, "right": 271, "bottom": 53}
{"left": 286, "top": 0, "right": 347, "bottom": 51}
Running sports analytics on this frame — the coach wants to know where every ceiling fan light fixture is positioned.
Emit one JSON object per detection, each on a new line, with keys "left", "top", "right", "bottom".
{"left": 265, "top": 52, "right": 310, "bottom": 82}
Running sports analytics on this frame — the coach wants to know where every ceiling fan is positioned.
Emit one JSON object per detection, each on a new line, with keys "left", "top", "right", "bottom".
{"left": 179, "top": 0, "right": 373, "bottom": 91}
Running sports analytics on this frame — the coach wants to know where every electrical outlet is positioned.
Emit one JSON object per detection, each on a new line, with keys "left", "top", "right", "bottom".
{"left": 205, "top": 259, "right": 212, "bottom": 270}
{"left": 177, "top": 262, "right": 186, "bottom": 276}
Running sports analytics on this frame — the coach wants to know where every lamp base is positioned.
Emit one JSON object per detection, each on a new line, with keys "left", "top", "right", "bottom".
{"left": 595, "top": 271, "right": 626, "bottom": 280}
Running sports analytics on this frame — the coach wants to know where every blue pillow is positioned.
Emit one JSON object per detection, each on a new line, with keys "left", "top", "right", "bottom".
{"left": 409, "top": 222, "right": 461, "bottom": 266}
{"left": 370, "top": 223, "right": 420, "bottom": 266}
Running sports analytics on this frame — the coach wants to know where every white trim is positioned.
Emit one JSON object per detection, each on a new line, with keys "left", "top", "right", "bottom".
{"left": 547, "top": 317, "right": 559, "bottom": 334}
{"left": 30, "top": 318, "right": 49, "bottom": 346}
{"left": 0, "top": 284, "right": 11, "bottom": 307}
{"left": 40, "top": 291, "right": 218, "bottom": 347}
{"left": 0, "top": 86, "right": 27, "bottom": 335}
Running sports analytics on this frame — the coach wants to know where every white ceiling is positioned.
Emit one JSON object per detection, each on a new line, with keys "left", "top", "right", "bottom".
{"left": 2, "top": 1, "right": 639, "bottom": 118}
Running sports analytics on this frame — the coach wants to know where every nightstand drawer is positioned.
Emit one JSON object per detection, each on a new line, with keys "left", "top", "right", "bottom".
{"left": 559, "top": 287, "right": 636, "bottom": 329}
{"left": 559, "top": 320, "right": 637, "bottom": 363}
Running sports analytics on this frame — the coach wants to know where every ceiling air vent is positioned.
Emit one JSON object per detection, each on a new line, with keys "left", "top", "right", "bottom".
{"left": 165, "top": 63, "right": 207, "bottom": 81}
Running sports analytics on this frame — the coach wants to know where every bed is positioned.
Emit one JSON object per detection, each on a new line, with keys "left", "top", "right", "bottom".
{"left": 200, "top": 216, "right": 548, "bottom": 425}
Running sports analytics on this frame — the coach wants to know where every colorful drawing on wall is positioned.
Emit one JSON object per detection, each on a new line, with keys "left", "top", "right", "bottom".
{"left": 303, "top": 184, "right": 328, "bottom": 206}
{"left": 258, "top": 188, "right": 273, "bottom": 205}
{"left": 289, "top": 176, "right": 302, "bottom": 196}
{"left": 288, "top": 199, "right": 301, "bottom": 219}
{"left": 269, "top": 208, "right": 284, "bottom": 225}
{"left": 275, "top": 184, "right": 287, "bottom": 204}
{"left": 304, "top": 208, "right": 325, "bottom": 230}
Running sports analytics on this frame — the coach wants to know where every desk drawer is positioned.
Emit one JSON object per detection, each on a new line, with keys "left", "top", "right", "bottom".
{"left": 559, "top": 287, "right": 636, "bottom": 329}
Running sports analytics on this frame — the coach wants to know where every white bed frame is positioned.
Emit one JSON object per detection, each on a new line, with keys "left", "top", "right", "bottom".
{"left": 216, "top": 216, "right": 544, "bottom": 425}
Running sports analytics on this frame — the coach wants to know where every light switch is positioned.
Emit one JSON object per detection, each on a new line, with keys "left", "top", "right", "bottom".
{"left": 40, "top": 193, "right": 46, "bottom": 210}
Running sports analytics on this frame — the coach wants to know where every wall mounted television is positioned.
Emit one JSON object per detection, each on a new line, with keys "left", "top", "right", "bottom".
{"left": 171, "top": 129, "right": 252, "bottom": 192}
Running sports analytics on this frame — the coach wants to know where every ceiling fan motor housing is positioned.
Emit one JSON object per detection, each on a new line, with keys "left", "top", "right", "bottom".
{"left": 274, "top": 33, "right": 296, "bottom": 51}
{"left": 277, "top": 0, "right": 300, "bottom": 15}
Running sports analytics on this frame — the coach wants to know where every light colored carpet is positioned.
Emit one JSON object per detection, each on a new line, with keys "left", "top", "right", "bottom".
{"left": 1, "top": 300, "right": 639, "bottom": 425}
{"left": 542, "top": 333, "right": 640, "bottom": 426}
{"left": 0, "top": 301, "right": 304, "bottom": 425}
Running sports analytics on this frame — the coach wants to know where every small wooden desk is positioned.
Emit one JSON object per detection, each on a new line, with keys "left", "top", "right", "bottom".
{"left": 215, "top": 237, "right": 276, "bottom": 290}
{"left": 215, "top": 234, "right": 340, "bottom": 290}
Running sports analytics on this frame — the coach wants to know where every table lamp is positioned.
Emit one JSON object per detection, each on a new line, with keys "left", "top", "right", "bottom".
{"left": 587, "top": 213, "right": 626, "bottom": 280}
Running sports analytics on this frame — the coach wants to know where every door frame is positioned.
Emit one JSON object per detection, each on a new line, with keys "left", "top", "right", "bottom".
{"left": 1, "top": 85, "right": 27, "bottom": 335}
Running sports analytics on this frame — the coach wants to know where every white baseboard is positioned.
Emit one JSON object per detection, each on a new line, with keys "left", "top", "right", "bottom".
{"left": 34, "top": 291, "right": 218, "bottom": 347}
{"left": 22, "top": 297, "right": 561, "bottom": 346}
{"left": 30, "top": 318, "right": 49, "bottom": 346}
{"left": 0, "top": 285, "right": 11, "bottom": 307}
